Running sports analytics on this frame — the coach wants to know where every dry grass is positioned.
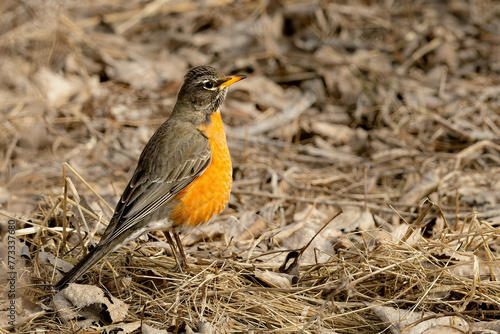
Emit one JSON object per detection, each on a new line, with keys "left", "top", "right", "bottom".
{"left": 24, "top": 201, "right": 500, "bottom": 333}
{"left": 1, "top": 0, "right": 500, "bottom": 332}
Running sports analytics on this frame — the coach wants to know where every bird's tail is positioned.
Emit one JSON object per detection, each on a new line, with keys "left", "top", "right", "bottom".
{"left": 54, "top": 245, "right": 112, "bottom": 291}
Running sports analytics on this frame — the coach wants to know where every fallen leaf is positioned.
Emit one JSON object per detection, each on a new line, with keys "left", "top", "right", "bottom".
{"left": 54, "top": 284, "right": 129, "bottom": 327}
{"left": 369, "top": 303, "right": 468, "bottom": 334}
{"left": 399, "top": 170, "right": 439, "bottom": 205}
{"left": 254, "top": 268, "right": 292, "bottom": 288}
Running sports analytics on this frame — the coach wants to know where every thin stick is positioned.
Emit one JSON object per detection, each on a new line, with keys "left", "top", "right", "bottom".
{"left": 63, "top": 162, "right": 114, "bottom": 211}
{"left": 62, "top": 167, "right": 68, "bottom": 248}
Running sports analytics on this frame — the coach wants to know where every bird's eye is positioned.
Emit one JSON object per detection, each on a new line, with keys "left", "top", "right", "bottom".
{"left": 203, "top": 81, "right": 215, "bottom": 90}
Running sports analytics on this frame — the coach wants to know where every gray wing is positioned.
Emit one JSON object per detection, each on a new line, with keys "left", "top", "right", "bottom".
{"left": 98, "top": 121, "right": 211, "bottom": 246}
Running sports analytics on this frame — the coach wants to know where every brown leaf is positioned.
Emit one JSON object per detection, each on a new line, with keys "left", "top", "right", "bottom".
{"left": 54, "top": 283, "right": 129, "bottom": 326}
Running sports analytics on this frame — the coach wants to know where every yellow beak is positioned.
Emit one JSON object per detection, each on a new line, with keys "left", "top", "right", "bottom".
{"left": 219, "top": 75, "right": 246, "bottom": 90}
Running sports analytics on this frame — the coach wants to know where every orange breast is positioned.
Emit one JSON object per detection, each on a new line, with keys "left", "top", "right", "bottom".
{"left": 170, "top": 111, "right": 232, "bottom": 226}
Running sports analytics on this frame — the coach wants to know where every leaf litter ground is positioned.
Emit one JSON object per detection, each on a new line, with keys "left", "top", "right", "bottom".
{"left": 1, "top": 0, "right": 500, "bottom": 333}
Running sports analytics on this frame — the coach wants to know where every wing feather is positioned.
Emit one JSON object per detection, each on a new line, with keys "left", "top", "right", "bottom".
{"left": 98, "top": 121, "right": 211, "bottom": 245}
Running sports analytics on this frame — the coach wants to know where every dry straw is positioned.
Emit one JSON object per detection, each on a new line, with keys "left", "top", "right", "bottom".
{"left": 2, "top": 0, "right": 500, "bottom": 332}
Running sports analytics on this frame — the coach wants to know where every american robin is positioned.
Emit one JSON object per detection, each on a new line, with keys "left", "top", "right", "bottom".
{"left": 55, "top": 66, "right": 245, "bottom": 291}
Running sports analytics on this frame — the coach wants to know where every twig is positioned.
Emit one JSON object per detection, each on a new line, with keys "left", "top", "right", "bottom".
{"left": 231, "top": 189, "right": 416, "bottom": 215}
{"left": 229, "top": 92, "right": 316, "bottom": 136}
{"left": 62, "top": 163, "right": 114, "bottom": 212}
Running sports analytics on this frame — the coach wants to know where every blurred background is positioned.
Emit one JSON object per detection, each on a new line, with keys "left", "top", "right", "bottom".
{"left": 0, "top": 0, "right": 500, "bottom": 222}
{"left": 1, "top": 0, "right": 500, "bottom": 222}
{"left": 1, "top": 0, "right": 500, "bottom": 331}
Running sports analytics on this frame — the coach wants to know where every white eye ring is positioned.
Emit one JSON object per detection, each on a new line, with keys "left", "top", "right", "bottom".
{"left": 203, "top": 80, "right": 217, "bottom": 90}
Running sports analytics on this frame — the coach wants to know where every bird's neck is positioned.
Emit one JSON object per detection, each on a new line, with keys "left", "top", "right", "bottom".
{"left": 200, "top": 110, "right": 226, "bottom": 140}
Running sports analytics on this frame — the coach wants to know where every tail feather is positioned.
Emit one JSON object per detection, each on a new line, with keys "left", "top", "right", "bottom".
{"left": 54, "top": 245, "right": 112, "bottom": 291}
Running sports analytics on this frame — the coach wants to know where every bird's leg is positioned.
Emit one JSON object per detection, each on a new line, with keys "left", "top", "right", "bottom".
{"left": 163, "top": 230, "right": 184, "bottom": 273}
{"left": 172, "top": 228, "right": 190, "bottom": 270}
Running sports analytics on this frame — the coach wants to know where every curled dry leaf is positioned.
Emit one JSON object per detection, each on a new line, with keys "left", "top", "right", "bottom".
{"left": 254, "top": 268, "right": 292, "bottom": 289}
{"left": 33, "top": 67, "right": 97, "bottom": 108}
{"left": 368, "top": 304, "right": 468, "bottom": 334}
{"left": 54, "top": 283, "right": 129, "bottom": 327}
{"left": 279, "top": 226, "right": 331, "bottom": 263}
{"left": 398, "top": 169, "right": 440, "bottom": 205}
{"left": 311, "top": 122, "right": 356, "bottom": 145}
{"left": 100, "top": 321, "right": 169, "bottom": 334}
{"left": 38, "top": 251, "right": 74, "bottom": 276}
